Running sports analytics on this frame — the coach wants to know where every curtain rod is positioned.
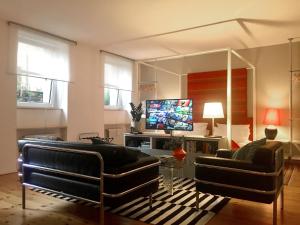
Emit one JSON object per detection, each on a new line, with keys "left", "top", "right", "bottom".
{"left": 8, "top": 72, "right": 73, "bottom": 83}
{"left": 100, "top": 50, "right": 134, "bottom": 61}
{"left": 7, "top": 21, "right": 77, "bottom": 45}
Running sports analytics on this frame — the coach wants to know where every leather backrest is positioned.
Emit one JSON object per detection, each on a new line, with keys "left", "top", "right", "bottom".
{"left": 18, "top": 139, "right": 140, "bottom": 169}
{"left": 252, "top": 141, "right": 282, "bottom": 168}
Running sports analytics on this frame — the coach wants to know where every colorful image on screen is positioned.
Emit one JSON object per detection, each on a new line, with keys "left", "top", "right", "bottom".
{"left": 146, "top": 99, "right": 193, "bottom": 131}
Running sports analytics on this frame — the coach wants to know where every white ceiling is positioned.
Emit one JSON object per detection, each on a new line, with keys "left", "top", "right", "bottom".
{"left": 0, "top": 0, "right": 300, "bottom": 60}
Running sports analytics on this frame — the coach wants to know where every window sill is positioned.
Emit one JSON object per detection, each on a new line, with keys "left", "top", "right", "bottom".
{"left": 104, "top": 106, "right": 127, "bottom": 111}
{"left": 17, "top": 106, "right": 62, "bottom": 110}
{"left": 17, "top": 126, "right": 67, "bottom": 130}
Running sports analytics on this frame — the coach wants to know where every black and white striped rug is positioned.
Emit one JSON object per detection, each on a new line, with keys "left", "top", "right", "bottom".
{"left": 31, "top": 177, "right": 230, "bottom": 225}
{"left": 106, "top": 177, "right": 229, "bottom": 225}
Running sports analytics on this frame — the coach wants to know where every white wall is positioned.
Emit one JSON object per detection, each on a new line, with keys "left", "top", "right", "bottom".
{"left": 17, "top": 108, "right": 66, "bottom": 129}
{"left": 67, "top": 44, "right": 104, "bottom": 140}
{"left": 0, "top": 19, "right": 17, "bottom": 174}
{"left": 238, "top": 44, "right": 290, "bottom": 140}
{"left": 104, "top": 110, "right": 131, "bottom": 125}
{"left": 140, "top": 64, "right": 181, "bottom": 100}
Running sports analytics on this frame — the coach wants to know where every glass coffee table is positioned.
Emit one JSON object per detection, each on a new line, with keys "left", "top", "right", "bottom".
{"left": 158, "top": 155, "right": 185, "bottom": 195}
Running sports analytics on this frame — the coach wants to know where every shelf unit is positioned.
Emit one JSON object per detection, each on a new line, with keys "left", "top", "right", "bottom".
{"left": 123, "top": 132, "right": 226, "bottom": 155}
{"left": 289, "top": 38, "right": 300, "bottom": 159}
{"left": 124, "top": 132, "right": 227, "bottom": 178}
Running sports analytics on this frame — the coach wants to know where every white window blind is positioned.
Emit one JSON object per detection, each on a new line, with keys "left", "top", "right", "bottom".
{"left": 104, "top": 53, "right": 133, "bottom": 109}
{"left": 13, "top": 28, "right": 70, "bottom": 107}
{"left": 17, "top": 30, "right": 70, "bottom": 82}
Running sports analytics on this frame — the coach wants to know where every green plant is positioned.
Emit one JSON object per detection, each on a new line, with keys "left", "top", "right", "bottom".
{"left": 129, "top": 102, "right": 143, "bottom": 122}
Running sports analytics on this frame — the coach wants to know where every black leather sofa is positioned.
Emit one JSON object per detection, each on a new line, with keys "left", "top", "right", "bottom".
{"left": 17, "top": 139, "right": 160, "bottom": 225}
{"left": 194, "top": 141, "right": 284, "bottom": 225}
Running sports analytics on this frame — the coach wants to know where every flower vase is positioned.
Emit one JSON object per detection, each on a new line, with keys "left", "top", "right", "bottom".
{"left": 131, "top": 121, "right": 141, "bottom": 133}
{"left": 172, "top": 147, "right": 186, "bottom": 160}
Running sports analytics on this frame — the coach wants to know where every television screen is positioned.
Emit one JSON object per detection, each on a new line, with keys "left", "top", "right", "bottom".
{"left": 146, "top": 99, "right": 193, "bottom": 131}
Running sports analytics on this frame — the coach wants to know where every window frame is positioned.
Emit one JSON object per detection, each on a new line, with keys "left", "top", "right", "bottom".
{"left": 16, "top": 75, "right": 56, "bottom": 108}
{"left": 103, "top": 54, "right": 133, "bottom": 110}
{"left": 104, "top": 87, "right": 133, "bottom": 110}
{"left": 104, "top": 86, "right": 120, "bottom": 110}
{"left": 15, "top": 31, "right": 69, "bottom": 109}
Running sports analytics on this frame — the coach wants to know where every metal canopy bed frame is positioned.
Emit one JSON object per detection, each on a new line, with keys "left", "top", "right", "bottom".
{"left": 136, "top": 48, "right": 256, "bottom": 148}
{"left": 288, "top": 37, "right": 300, "bottom": 159}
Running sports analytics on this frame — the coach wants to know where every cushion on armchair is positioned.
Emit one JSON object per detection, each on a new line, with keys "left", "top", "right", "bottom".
{"left": 232, "top": 138, "right": 267, "bottom": 161}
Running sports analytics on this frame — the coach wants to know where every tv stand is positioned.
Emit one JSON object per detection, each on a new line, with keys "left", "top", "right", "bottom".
{"left": 124, "top": 132, "right": 227, "bottom": 178}
{"left": 164, "top": 130, "right": 174, "bottom": 136}
{"left": 124, "top": 132, "right": 226, "bottom": 155}
{"left": 131, "top": 131, "right": 143, "bottom": 135}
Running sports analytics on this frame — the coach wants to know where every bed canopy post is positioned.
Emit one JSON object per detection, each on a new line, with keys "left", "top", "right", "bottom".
{"left": 154, "top": 60, "right": 158, "bottom": 99}
{"left": 252, "top": 67, "right": 256, "bottom": 140}
{"left": 135, "top": 61, "right": 141, "bottom": 104}
{"left": 231, "top": 49, "right": 256, "bottom": 141}
{"left": 227, "top": 48, "right": 232, "bottom": 148}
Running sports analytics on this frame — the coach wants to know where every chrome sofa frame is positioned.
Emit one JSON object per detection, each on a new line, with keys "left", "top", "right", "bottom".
{"left": 194, "top": 146, "right": 284, "bottom": 225}
{"left": 21, "top": 144, "right": 160, "bottom": 225}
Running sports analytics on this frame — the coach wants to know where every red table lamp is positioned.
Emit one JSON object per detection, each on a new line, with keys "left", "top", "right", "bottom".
{"left": 263, "top": 108, "right": 280, "bottom": 140}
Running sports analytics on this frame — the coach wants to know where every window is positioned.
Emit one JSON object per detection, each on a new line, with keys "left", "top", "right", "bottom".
{"left": 17, "top": 76, "right": 52, "bottom": 106}
{"left": 104, "top": 54, "right": 133, "bottom": 109}
{"left": 16, "top": 29, "right": 69, "bottom": 107}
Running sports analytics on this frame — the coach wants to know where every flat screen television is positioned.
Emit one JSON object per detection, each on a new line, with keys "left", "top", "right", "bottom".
{"left": 146, "top": 99, "right": 193, "bottom": 131}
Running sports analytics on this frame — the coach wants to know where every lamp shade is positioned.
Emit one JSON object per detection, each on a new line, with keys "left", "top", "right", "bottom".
{"left": 203, "top": 102, "right": 224, "bottom": 118}
{"left": 263, "top": 108, "right": 280, "bottom": 126}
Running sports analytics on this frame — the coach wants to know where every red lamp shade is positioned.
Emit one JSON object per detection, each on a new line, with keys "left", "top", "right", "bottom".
{"left": 263, "top": 108, "right": 280, "bottom": 126}
{"left": 263, "top": 108, "right": 280, "bottom": 140}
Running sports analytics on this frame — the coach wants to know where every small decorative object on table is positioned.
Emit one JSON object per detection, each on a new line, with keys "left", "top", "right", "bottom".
{"left": 129, "top": 102, "right": 144, "bottom": 134}
{"left": 173, "top": 147, "right": 186, "bottom": 161}
{"left": 163, "top": 136, "right": 186, "bottom": 160}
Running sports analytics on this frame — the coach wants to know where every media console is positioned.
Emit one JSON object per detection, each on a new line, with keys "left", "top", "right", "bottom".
{"left": 124, "top": 132, "right": 227, "bottom": 155}
{"left": 124, "top": 132, "right": 227, "bottom": 178}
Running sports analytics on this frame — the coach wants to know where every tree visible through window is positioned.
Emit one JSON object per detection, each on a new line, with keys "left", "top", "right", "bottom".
{"left": 103, "top": 54, "right": 133, "bottom": 109}
{"left": 15, "top": 29, "right": 69, "bottom": 107}
{"left": 17, "top": 76, "right": 52, "bottom": 104}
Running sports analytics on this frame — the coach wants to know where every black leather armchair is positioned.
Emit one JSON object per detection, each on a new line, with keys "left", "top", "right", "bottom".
{"left": 194, "top": 141, "right": 284, "bottom": 225}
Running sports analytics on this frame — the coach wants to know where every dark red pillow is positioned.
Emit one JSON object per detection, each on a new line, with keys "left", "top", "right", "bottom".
{"left": 231, "top": 140, "right": 240, "bottom": 151}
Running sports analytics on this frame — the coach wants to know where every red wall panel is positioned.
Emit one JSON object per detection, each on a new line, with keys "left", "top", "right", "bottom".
{"left": 188, "top": 68, "right": 252, "bottom": 139}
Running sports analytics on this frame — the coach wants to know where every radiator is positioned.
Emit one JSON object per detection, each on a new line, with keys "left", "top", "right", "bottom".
{"left": 105, "top": 128, "right": 124, "bottom": 145}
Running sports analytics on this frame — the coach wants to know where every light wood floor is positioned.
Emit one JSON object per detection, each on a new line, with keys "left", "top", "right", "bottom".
{"left": 1, "top": 167, "right": 300, "bottom": 225}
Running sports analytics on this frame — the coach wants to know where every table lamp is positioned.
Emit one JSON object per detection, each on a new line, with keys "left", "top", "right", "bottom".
{"left": 203, "top": 102, "right": 224, "bottom": 135}
{"left": 263, "top": 108, "right": 280, "bottom": 140}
